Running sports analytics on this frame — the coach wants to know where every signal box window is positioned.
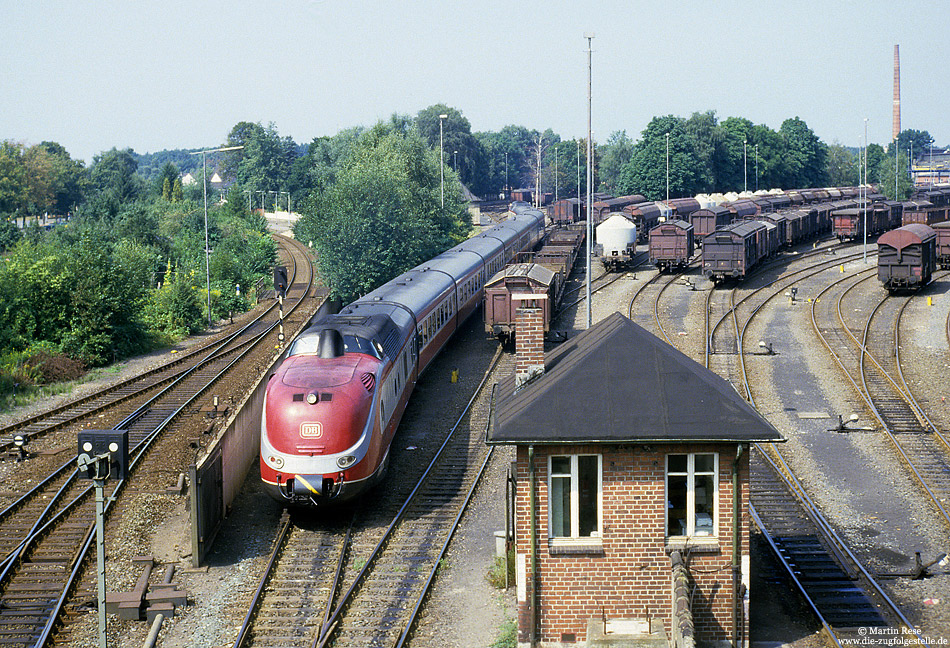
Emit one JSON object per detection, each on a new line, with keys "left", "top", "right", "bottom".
{"left": 666, "top": 453, "right": 717, "bottom": 538}
{"left": 548, "top": 455, "right": 601, "bottom": 545}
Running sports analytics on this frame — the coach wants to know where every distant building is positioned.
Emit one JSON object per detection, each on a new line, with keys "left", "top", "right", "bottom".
{"left": 912, "top": 147, "right": 950, "bottom": 186}
{"left": 488, "top": 311, "right": 783, "bottom": 648}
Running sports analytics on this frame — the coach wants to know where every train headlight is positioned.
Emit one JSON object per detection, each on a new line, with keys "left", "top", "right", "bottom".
{"left": 306, "top": 392, "right": 318, "bottom": 404}
{"left": 267, "top": 455, "right": 284, "bottom": 469}
{"left": 337, "top": 455, "right": 358, "bottom": 469}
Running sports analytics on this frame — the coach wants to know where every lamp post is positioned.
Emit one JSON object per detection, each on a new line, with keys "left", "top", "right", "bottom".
{"left": 754, "top": 145, "right": 758, "bottom": 192}
{"left": 863, "top": 119, "right": 868, "bottom": 264}
{"left": 585, "top": 31, "right": 594, "bottom": 329}
{"left": 554, "top": 145, "right": 559, "bottom": 202}
{"left": 439, "top": 114, "right": 448, "bottom": 209}
{"left": 453, "top": 150, "right": 458, "bottom": 172}
{"left": 190, "top": 145, "right": 243, "bottom": 327}
{"left": 504, "top": 151, "right": 509, "bottom": 197}
{"left": 666, "top": 132, "right": 670, "bottom": 202}
{"left": 743, "top": 139, "right": 747, "bottom": 193}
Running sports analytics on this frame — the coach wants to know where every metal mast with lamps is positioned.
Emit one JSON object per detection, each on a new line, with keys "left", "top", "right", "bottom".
{"left": 584, "top": 32, "right": 594, "bottom": 329}
{"left": 190, "top": 145, "right": 243, "bottom": 327}
{"left": 439, "top": 114, "right": 448, "bottom": 208}
{"left": 666, "top": 132, "right": 670, "bottom": 201}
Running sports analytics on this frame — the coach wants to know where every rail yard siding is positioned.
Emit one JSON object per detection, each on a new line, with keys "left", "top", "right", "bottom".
{"left": 514, "top": 442, "right": 748, "bottom": 646}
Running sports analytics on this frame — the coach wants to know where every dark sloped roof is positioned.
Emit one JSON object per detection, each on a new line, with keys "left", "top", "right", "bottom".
{"left": 489, "top": 312, "right": 784, "bottom": 445}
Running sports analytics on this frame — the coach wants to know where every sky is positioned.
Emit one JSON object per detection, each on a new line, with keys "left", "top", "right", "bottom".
{"left": 2, "top": 0, "right": 945, "bottom": 165}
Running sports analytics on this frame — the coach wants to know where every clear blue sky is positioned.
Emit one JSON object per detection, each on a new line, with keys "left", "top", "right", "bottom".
{"left": 2, "top": 0, "right": 944, "bottom": 165}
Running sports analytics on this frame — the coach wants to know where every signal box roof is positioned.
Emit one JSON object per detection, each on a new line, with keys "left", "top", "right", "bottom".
{"left": 488, "top": 312, "right": 784, "bottom": 445}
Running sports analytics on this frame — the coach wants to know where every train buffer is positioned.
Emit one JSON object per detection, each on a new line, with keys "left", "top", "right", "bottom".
{"left": 105, "top": 557, "right": 188, "bottom": 621}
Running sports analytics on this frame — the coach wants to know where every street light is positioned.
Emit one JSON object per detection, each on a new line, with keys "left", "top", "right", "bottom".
{"left": 863, "top": 118, "right": 868, "bottom": 264}
{"left": 190, "top": 145, "right": 244, "bottom": 327}
{"left": 754, "top": 145, "right": 759, "bottom": 192}
{"left": 454, "top": 150, "right": 458, "bottom": 172}
{"left": 554, "top": 145, "right": 559, "bottom": 202}
{"left": 439, "top": 114, "right": 448, "bottom": 209}
{"left": 743, "top": 139, "right": 747, "bottom": 193}
{"left": 665, "top": 132, "right": 670, "bottom": 202}
{"left": 585, "top": 31, "right": 594, "bottom": 329}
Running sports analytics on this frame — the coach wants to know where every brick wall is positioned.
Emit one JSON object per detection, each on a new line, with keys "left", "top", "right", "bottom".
{"left": 514, "top": 443, "right": 750, "bottom": 647}
{"left": 515, "top": 305, "right": 545, "bottom": 388}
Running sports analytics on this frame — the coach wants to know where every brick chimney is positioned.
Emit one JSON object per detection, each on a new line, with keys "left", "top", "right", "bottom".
{"left": 514, "top": 297, "right": 546, "bottom": 389}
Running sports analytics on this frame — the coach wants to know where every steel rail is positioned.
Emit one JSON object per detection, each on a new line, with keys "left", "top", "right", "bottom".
{"left": 811, "top": 275, "right": 950, "bottom": 530}
{"left": 314, "top": 344, "right": 505, "bottom": 648}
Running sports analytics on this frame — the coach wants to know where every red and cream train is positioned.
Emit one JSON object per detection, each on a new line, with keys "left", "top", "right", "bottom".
{"left": 260, "top": 206, "right": 545, "bottom": 506}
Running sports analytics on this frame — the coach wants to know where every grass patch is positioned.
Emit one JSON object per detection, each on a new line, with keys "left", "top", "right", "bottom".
{"left": 491, "top": 618, "right": 516, "bottom": 648}
{"left": 486, "top": 547, "right": 515, "bottom": 589}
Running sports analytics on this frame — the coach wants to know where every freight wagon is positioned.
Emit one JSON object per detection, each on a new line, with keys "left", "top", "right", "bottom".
{"left": 649, "top": 220, "right": 694, "bottom": 272}
{"left": 877, "top": 224, "right": 937, "bottom": 292}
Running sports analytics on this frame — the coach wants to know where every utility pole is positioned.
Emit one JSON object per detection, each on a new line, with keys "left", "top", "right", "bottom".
{"left": 584, "top": 32, "right": 594, "bottom": 329}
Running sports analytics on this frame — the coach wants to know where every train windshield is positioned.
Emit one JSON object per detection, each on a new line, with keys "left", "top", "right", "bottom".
{"left": 287, "top": 333, "right": 383, "bottom": 359}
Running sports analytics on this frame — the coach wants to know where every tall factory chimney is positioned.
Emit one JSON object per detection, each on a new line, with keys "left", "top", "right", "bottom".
{"left": 893, "top": 45, "right": 901, "bottom": 141}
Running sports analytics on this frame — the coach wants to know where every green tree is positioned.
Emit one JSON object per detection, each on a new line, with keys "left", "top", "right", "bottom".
{"left": 224, "top": 122, "right": 298, "bottom": 205}
{"left": 0, "top": 141, "right": 27, "bottom": 216}
{"left": 748, "top": 124, "right": 789, "bottom": 191}
{"left": 295, "top": 122, "right": 469, "bottom": 302}
{"left": 825, "top": 143, "right": 858, "bottom": 187}
{"left": 598, "top": 131, "right": 634, "bottom": 194}
{"left": 879, "top": 148, "right": 914, "bottom": 200}
{"left": 415, "top": 105, "right": 489, "bottom": 198}
{"left": 779, "top": 117, "right": 828, "bottom": 188}
{"left": 896, "top": 129, "right": 934, "bottom": 163}
{"left": 89, "top": 148, "right": 143, "bottom": 204}
{"left": 683, "top": 111, "right": 719, "bottom": 191}
{"left": 864, "top": 143, "right": 886, "bottom": 184}
{"left": 618, "top": 116, "right": 707, "bottom": 200}
{"left": 156, "top": 162, "right": 180, "bottom": 200}
{"left": 718, "top": 117, "right": 754, "bottom": 192}
{"left": 39, "top": 142, "right": 86, "bottom": 214}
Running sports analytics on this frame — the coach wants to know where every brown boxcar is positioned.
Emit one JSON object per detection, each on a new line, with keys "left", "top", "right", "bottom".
{"left": 663, "top": 197, "right": 702, "bottom": 219}
{"left": 649, "top": 220, "right": 694, "bottom": 272}
{"left": 934, "top": 221, "right": 950, "bottom": 269}
{"left": 690, "top": 206, "right": 733, "bottom": 242}
{"left": 484, "top": 263, "right": 557, "bottom": 338}
{"left": 549, "top": 198, "right": 586, "bottom": 225}
{"left": 877, "top": 224, "right": 937, "bottom": 291}
{"left": 623, "top": 201, "right": 671, "bottom": 240}
{"left": 590, "top": 195, "right": 645, "bottom": 225}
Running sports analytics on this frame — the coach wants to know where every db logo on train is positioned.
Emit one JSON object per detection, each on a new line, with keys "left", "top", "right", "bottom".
{"left": 300, "top": 423, "right": 323, "bottom": 438}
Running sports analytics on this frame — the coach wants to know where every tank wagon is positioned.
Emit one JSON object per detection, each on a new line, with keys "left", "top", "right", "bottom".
{"left": 598, "top": 214, "right": 638, "bottom": 271}
{"left": 933, "top": 222, "right": 950, "bottom": 269}
{"left": 877, "top": 224, "right": 937, "bottom": 292}
{"left": 649, "top": 220, "right": 694, "bottom": 272}
{"left": 260, "top": 207, "right": 545, "bottom": 507}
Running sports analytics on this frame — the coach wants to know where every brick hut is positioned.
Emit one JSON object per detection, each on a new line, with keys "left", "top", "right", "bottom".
{"left": 488, "top": 311, "right": 783, "bottom": 648}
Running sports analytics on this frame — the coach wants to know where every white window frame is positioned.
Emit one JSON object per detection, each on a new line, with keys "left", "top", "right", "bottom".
{"left": 665, "top": 452, "right": 718, "bottom": 539}
{"left": 547, "top": 454, "right": 602, "bottom": 547}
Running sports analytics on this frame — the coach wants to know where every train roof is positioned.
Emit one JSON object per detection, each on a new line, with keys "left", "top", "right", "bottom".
{"left": 488, "top": 313, "right": 784, "bottom": 445}
{"left": 878, "top": 224, "right": 936, "bottom": 248}
{"left": 352, "top": 266, "right": 455, "bottom": 320}
{"left": 485, "top": 262, "right": 555, "bottom": 289}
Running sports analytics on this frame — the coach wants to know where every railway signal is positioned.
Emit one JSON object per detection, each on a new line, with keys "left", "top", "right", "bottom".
{"left": 77, "top": 430, "right": 129, "bottom": 648}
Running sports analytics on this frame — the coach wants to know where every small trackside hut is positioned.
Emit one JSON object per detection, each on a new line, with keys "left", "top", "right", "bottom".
{"left": 487, "top": 312, "right": 783, "bottom": 648}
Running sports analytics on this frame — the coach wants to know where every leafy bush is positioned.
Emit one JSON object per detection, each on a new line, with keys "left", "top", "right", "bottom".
{"left": 486, "top": 547, "right": 515, "bottom": 589}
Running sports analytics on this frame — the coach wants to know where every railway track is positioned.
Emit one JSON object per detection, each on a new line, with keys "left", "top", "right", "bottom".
{"left": 234, "top": 344, "right": 511, "bottom": 648}
{"left": 811, "top": 273, "right": 950, "bottom": 528}
{"left": 0, "top": 236, "right": 322, "bottom": 647}
{"left": 692, "top": 247, "right": 923, "bottom": 645}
